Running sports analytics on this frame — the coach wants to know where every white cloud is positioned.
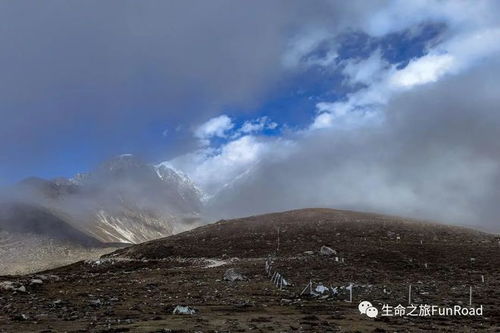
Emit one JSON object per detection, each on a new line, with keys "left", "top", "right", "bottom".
{"left": 194, "top": 115, "right": 234, "bottom": 145}
{"left": 165, "top": 113, "right": 284, "bottom": 197}
{"left": 311, "top": 100, "right": 382, "bottom": 130}
{"left": 309, "top": 1, "right": 500, "bottom": 131}
{"left": 309, "top": 50, "right": 390, "bottom": 131}
{"left": 342, "top": 49, "right": 389, "bottom": 86}
{"left": 239, "top": 116, "right": 278, "bottom": 134}
{"left": 168, "top": 135, "right": 270, "bottom": 196}
{"left": 162, "top": 0, "right": 500, "bottom": 230}
{"left": 362, "top": 0, "right": 492, "bottom": 37}
{"left": 444, "top": 27, "right": 500, "bottom": 71}
{"left": 390, "top": 53, "right": 455, "bottom": 88}
{"left": 282, "top": 28, "right": 336, "bottom": 69}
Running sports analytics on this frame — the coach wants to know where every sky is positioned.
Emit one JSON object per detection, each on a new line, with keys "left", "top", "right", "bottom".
{"left": 1, "top": 0, "right": 500, "bottom": 230}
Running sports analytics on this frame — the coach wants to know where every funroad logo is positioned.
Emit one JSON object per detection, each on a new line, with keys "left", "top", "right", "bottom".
{"left": 359, "top": 300, "right": 378, "bottom": 318}
{"left": 358, "top": 300, "right": 484, "bottom": 319}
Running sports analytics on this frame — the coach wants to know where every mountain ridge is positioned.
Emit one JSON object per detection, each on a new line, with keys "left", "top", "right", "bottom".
{"left": 0, "top": 154, "right": 204, "bottom": 245}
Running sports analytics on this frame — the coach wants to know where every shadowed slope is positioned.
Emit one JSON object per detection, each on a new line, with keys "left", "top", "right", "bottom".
{"left": 0, "top": 202, "right": 101, "bottom": 246}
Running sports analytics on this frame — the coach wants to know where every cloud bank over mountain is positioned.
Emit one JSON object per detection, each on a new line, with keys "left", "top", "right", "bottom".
{"left": 1, "top": 1, "right": 500, "bottom": 231}
{"left": 165, "top": 1, "right": 500, "bottom": 231}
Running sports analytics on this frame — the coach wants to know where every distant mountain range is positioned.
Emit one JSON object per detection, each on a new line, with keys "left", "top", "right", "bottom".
{"left": 0, "top": 154, "right": 204, "bottom": 246}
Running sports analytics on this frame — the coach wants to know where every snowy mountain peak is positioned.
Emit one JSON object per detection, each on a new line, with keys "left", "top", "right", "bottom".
{"left": 97, "top": 154, "right": 148, "bottom": 174}
{"left": 155, "top": 163, "right": 207, "bottom": 203}
{"left": 5, "top": 155, "right": 205, "bottom": 245}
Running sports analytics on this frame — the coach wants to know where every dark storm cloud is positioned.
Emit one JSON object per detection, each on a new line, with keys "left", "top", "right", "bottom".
{"left": 0, "top": 0, "right": 322, "bottom": 180}
{"left": 1, "top": 0, "right": 389, "bottom": 182}
{"left": 0, "top": 0, "right": 396, "bottom": 184}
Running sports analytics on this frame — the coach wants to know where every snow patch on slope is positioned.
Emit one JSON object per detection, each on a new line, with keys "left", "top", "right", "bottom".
{"left": 154, "top": 162, "right": 207, "bottom": 203}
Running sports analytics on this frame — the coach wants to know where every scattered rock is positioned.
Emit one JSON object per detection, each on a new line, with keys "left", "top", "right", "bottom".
{"left": 320, "top": 246, "right": 336, "bottom": 256}
{"left": 172, "top": 305, "right": 197, "bottom": 315}
{"left": 0, "top": 281, "right": 26, "bottom": 293}
{"left": 234, "top": 300, "right": 254, "bottom": 308}
{"left": 303, "top": 251, "right": 314, "bottom": 255}
{"left": 315, "top": 283, "right": 329, "bottom": 294}
{"left": 0, "top": 281, "right": 15, "bottom": 291}
{"left": 12, "top": 314, "right": 28, "bottom": 321}
{"left": 223, "top": 268, "right": 244, "bottom": 282}
{"left": 30, "top": 279, "right": 43, "bottom": 286}
{"left": 89, "top": 299, "right": 102, "bottom": 307}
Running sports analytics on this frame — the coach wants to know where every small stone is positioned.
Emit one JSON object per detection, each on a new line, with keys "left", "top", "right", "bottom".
{"left": 30, "top": 279, "right": 44, "bottom": 286}
{"left": 223, "top": 268, "right": 244, "bottom": 282}
{"left": 0, "top": 281, "right": 15, "bottom": 291}
{"left": 13, "top": 314, "right": 28, "bottom": 321}
{"left": 172, "top": 305, "right": 197, "bottom": 315}
{"left": 89, "top": 299, "right": 102, "bottom": 306}
{"left": 320, "top": 245, "right": 336, "bottom": 256}
{"left": 315, "top": 283, "right": 329, "bottom": 294}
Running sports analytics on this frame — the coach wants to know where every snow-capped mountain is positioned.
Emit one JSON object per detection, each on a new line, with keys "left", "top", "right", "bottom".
{"left": 1, "top": 154, "right": 204, "bottom": 245}
{"left": 155, "top": 162, "right": 206, "bottom": 205}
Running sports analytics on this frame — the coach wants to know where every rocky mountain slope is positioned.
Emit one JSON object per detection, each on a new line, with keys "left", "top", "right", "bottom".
{"left": 1, "top": 154, "right": 203, "bottom": 245}
{"left": 0, "top": 202, "right": 99, "bottom": 246}
{"left": 0, "top": 154, "right": 204, "bottom": 274}
{"left": 1, "top": 208, "right": 497, "bottom": 331}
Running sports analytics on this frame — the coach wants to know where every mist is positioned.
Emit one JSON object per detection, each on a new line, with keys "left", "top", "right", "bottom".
{"left": 1, "top": 1, "right": 500, "bottom": 233}
{"left": 204, "top": 58, "right": 500, "bottom": 232}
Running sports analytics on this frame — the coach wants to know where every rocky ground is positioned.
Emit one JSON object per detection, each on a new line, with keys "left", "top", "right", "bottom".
{"left": 1, "top": 208, "right": 499, "bottom": 332}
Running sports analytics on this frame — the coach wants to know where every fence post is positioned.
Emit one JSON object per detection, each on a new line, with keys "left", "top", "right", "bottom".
{"left": 276, "top": 227, "right": 280, "bottom": 254}
{"left": 408, "top": 284, "right": 412, "bottom": 305}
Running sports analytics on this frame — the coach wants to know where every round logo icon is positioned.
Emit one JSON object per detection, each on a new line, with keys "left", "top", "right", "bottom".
{"left": 358, "top": 301, "right": 372, "bottom": 314}
{"left": 366, "top": 306, "right": 379, "bottom": 318}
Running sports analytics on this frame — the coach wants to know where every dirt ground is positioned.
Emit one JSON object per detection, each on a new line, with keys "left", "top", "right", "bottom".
{"left": 1, "top": 208, "right": 499, "bottom": 332}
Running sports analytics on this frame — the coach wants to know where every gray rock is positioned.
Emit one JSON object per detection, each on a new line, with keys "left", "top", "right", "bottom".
{"left": 89, "top": 299, "right": 102, "bottom": 306}
{"left": 320, "top": 245, "right": 337, "bottom": 256}
{"left": 0, "top": 281, "right": 15, "bottom": 291}
{"left": 223, "top": 268, "right": 244, "bottom": 282}
{"left": 30, "top": 279, "right": 43, "bottom": 286}
{"left": 172, "top": 305, "right": 197, "bottom": 315}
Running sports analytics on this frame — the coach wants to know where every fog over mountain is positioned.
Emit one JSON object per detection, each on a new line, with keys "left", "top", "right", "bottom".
{"left": 1, "top": 0, "right": 500, "bottom": 234}
{"left": 199, "top": 61, "right": 500, "bottom": 232}
{"left": 0, "top": 155, "right": 203, "bottom": 245}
